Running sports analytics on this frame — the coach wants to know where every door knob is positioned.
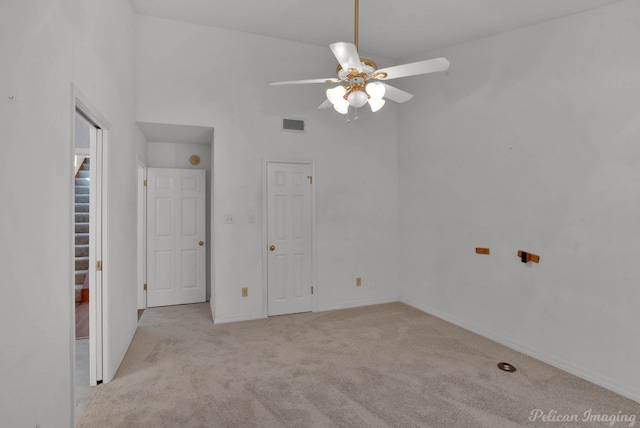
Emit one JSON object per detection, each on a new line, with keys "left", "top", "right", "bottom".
{"left": 199, "top": 241, "right": 205, "bottom": 246}
{"left": 269, "top": 245, "right": 275, "bottom": 251}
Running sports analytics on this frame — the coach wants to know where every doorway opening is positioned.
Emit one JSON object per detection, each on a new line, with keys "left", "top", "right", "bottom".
{"left": 72, "top": 87, "right": 110, "bottom": 423}
{"left": 73, "top": 110, "right": 93, "bottom": 416}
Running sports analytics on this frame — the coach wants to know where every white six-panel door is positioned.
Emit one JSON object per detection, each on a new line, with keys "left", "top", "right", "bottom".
{"left": 147, "top": 168, "right": 206, "bottom": 307}
{"left": 267, "top": 162, "right": 313, "bottom": 316}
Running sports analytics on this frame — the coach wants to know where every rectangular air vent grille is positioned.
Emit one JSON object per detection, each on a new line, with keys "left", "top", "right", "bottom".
{"left": 282, "top": 118, "right": 305, "bottom": 132}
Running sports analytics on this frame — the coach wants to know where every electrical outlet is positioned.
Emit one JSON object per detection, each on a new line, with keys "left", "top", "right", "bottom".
{"left": 356, "top": 277, "right": 362, "bottom": 286}
{"left": 248, "top": 214, "right": 255, "bottom": 223}
{"left": 224, "top": 214, "right": 234, "bottom": 224}
{"left": 242, "top": 287, "right": 248, "bottom": 297}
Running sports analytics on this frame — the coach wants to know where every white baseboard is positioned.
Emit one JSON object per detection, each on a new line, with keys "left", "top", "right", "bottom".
{"left": 316, "top": 296, "right": 400, "bottom": 313}
{"left": 213, "top": 296, "right": 401, "bottom": 324}
{"left": 401, "top": 299, "right": 640, "bottom": 404}
{"left": 214, "top": 313, "right": 265, "bottom": 325}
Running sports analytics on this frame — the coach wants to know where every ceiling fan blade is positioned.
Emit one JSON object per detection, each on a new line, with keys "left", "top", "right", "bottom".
{"left": 382, "top": 84, "right": 414, "bottom": 103}
{"left": 329, "top": 42, "right": 362, "bottom": 73}
{"left": 269, "top": 78, "right": 340, "bottom": 85}
{"left": 376, "top": 57, "right": 450, "bottom": 80}
{"left": 317, "top": 99, "right": 332, "bottom": 109}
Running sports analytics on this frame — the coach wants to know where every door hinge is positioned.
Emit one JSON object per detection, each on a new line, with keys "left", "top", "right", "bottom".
{"left": 143, "top": 179, "right": 147, "bottom": 187}
{"left": 307, "top": 175, "right": 313, "bottom": 185}
{"left": 96, "top": 260, "right": 102, "bottom": 271}
{"left": 311, "top": 286, "right": 314, "bottom": 295}
{"left": 143, "top": 283, "right": 147, "bottom": 291}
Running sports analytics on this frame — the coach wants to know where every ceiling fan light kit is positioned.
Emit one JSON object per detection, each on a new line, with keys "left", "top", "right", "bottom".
{"left": 269, "top": 0, "right": 450, "bottom": 116}
{"left": 325, "top": 75, "right": 386, "bottom": 114}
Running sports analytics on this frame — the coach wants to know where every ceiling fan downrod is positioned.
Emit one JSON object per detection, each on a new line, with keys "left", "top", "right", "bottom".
{"left": 354, "top": 0, "right": 359, "bottom": 50}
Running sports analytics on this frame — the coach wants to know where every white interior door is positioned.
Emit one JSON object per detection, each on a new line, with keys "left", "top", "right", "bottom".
{"left": 267, "top": 162, "right": 313, "bottom": 316}
{"left": 88, "top": 120, "right": 103, "bottom": 385}
{"left": 147, "top": 168, "right": 206, "bottom": 307}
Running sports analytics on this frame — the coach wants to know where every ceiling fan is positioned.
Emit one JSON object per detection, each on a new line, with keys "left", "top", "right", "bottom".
{"left": 269, "top": 0, "right": 450, "bottom": 115}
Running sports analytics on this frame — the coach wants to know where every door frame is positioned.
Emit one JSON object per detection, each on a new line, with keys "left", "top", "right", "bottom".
{"left": 136, "top": 159, "right": 147, "bottom": 310}
{"left": 261, "top": 160, "right": 317, "bottom": 317}
{"left": 72, "top": 85, "right": 110, "bottom": 388}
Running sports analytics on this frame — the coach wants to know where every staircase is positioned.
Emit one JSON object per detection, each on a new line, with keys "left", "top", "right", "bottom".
{"left": 75, "top": 158, "right": 90, "bottom": 303}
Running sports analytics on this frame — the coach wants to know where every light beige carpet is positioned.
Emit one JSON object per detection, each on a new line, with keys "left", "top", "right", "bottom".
{"left": 77, "top": 302, "right": 639, "bottom": 427}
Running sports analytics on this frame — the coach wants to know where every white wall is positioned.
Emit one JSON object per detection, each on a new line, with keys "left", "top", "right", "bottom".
{"left": 147, "top": 142, "right": 213, "bottom": 299}
{"left": 398, "top": 0, "right": 640, "bottom": 402}
{"left": 0, "top": 1, "right": 145, "bottom": 426}
{"left": 135, "top": 15, "right": 401, "bottom": 323}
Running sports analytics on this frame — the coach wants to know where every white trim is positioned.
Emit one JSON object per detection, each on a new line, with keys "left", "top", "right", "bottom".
{"left": 316, "top": 296, "right": 400, "bottom": 313}
{"left": 214, "top": 297, "right": 402, "bottom": 324}
{"left": 209, "top": 138, "right": 216, "bottom": 321}
{"left": 214, "top": 313, "right": 266, "bottom": 325}
{"left": 100, "top": 130, "right": 112, "bottom": 383}
{"left": 262, "top": 159, "right": 317, "bottom": 318}
{"left": 136, "top": 160, "right": 147, "bottom": 310}
{"left": 309, "top": 162, "right": 317, "bottom": 313}
{"left": 72, "top": 84, "right": 111, "bottom": 388}
{"left": 68, "top": 89, "right": 77, "bottom": 426}
{"left": 401, "top": 299, "right": 640, "bottom": 404}
{"left": 261, "top": 160, "right": 268, "bottom": 317}
{"left": 74, "top": 87, "right": 111, "bottom": 130}
{"left": 88, "top": 125, "right": 102, "bottom": 386}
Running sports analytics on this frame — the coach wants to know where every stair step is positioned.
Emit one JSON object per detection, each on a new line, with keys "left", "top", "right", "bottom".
{"left": 75, "top": 256, "right": 89, "bottom": 271}
{"left": 75, "top": 203, "right": 89, "bottom": 213}
{"left": 75, "top": 222, "right": 89, "bottom": 233}
{"left": 75, "top": 245, "right": 89, "bottom": 257}
{"left": 75, "top": 213, "right": 89, "bottom": 223}
{"left": 75, "top": 271, "right": 88, "bottom": 285}
{"left": 74, "top": 158, "right": 92, "bottom": 296}
{"left": 75, "top": 194, "right": 89, "bottom": 203}
{"left": 75, "top": 233, "right": 89, "bottom": 245}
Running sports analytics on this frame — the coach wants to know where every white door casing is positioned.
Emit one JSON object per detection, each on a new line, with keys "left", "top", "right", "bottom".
{"left": 266, "top": 162, "right": 313, "bottom": 316}
{"left": 147, "top": 168, "right": 206, "bottom": 307}
{"left": 136, "top": 162, "right": 147, "bottom": 310}
{"left": 87, "top": 119, "right": 104, "bottom": 385}
{"left": 75, "top": 86, "right": 116, "bottom": 392}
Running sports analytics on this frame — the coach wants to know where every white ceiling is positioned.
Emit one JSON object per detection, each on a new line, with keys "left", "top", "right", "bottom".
{"left": 131, "top": 0, "right": 623, "bottom": 60}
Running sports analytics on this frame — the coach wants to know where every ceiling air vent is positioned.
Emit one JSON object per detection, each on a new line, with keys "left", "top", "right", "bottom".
{"left": 282, "top": 118, "right": 305, "bottom": 132}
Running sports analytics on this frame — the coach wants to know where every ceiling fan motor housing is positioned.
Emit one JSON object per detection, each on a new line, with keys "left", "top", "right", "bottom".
{"left": 336, "top": 57, "right": 378, "bottom": 80}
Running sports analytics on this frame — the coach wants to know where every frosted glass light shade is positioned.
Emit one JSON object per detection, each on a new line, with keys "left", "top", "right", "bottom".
{"left": 326, "top": 86, "right": 346, "bottom": 105}
{"left": 326, "top": 85, "right": 349, "bottom": 114}
{"left": 366, "top": 82, "right": 385, "bottom": 100}
{"left": 368, "top": 98, "right": 386, "bottom": 112}
{"left": 347, "top": 90, "right": 368, "bottom": 108}
{"left": 333, "top": 100, "right": 349, "bottom": 114}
